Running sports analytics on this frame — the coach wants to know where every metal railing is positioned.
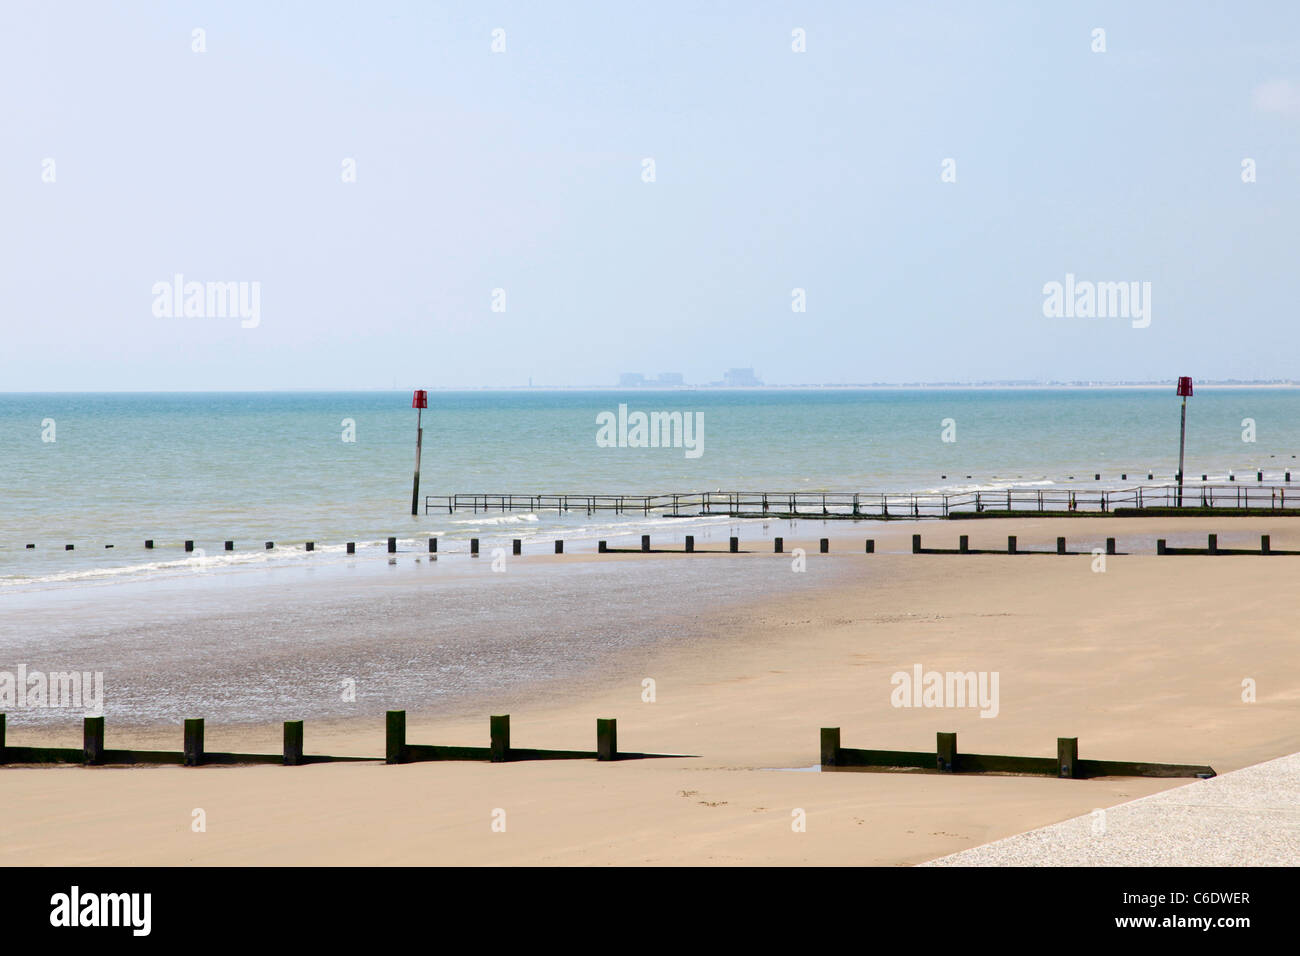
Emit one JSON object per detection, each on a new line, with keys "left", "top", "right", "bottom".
{"left": 425, "top": 484, "right": 1297, "bottom": 518}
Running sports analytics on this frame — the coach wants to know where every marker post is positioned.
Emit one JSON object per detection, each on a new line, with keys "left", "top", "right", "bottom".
{"left": 411, "top": 389, "right": 428, "bottom": 516}
{"left": 1176, "top": 376, "right": 1193, "bottom": 507}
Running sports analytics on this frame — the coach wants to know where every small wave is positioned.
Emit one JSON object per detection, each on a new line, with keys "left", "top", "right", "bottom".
{"left": 0, "top": 542, "right": 382, "bottom": 590}
{"left": 921, "top": 479, "right": 1057, "bottom": 495}
{"left": 448, "top": 513, "right": 542, "bottom": 527}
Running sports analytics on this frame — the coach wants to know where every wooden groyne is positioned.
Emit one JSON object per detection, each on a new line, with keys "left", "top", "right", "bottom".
{"left": 425, "top": 483, "right": 1299, "bottom": 519}
{"left": 819, "top": 728, "right": 1215, "bottom": 779}
{"left": 0, "top": 713, "right": 688, "bottom": 769}
{"left": 386, "top": 713, "right": 689, "bottom": 764}
{"left": 16, "top": 531, "right": 1300, "bottom": 559}
{"left": 0, "top": 714, "right": 368, "bottom": 767}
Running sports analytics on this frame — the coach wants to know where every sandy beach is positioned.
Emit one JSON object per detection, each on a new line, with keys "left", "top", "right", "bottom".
{"left": 3, "top": 515, "right": 1298, "bottom": 866}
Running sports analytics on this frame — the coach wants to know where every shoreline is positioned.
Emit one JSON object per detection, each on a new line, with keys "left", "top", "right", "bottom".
{"left": 9, "top": 486, "right": 1300, "bottom": 594}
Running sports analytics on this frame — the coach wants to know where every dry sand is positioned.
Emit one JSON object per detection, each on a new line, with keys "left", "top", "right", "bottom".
{"left": 3, "top": 516, "right": 1298, "bottom": 866}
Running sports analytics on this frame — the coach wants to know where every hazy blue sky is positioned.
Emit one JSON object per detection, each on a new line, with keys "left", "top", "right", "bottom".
{"left": 2, "top": 1, "right": 1298, "bottom": 389}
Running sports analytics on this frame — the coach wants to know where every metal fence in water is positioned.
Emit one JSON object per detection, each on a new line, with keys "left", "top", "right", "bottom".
{"left": 426, "top": 484, "right": 1299, "bottom": 519}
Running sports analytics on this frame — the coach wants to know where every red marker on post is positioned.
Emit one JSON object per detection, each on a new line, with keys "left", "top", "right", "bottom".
{"left": 1176, "top": 376, "right": 1193, "bottom": 507}
{"left": 411, "top": 389, "right": 428, "bottom": 516}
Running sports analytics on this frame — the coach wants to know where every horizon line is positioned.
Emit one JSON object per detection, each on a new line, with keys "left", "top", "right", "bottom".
{"left": 2, "top": 381, "right": 1298, "bottom": 395}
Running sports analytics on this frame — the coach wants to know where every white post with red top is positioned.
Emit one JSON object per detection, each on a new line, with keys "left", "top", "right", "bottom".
{"left": 411, "top": 389, "right": 428, "bottom": 516}
{"left": 1176, "top": 376, "right": 1193, "bottom": 507}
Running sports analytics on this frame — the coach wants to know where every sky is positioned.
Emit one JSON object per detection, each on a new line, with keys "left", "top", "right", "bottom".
{"left": 1, "top": 1, "right": 1298, "bottom": 389}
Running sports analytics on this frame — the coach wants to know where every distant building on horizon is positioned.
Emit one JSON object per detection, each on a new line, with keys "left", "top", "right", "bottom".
{"left": 656, "top": 372, "right": 684, "bottom": 385}
{"left": 722, "top": 367, "right": 762, "bottom": 386}
{"left": 618, "top": 372, "right": 646, "bottom": 387}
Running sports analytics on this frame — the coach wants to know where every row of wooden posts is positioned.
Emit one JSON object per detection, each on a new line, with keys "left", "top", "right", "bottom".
{"left": 597, "top": 534, "right": 859, "bottom": 554}
{"left": 913, "top": 534, "right": 1120, "bottom": 555}
{"left": 911, "top": 533, "right": 1295, "bottom": 556}
{"left": 17, "top": 532, "right": 1296, "bottom": 557}
{"left": 0, "top": 712, "right": 1214, "bottom": 781}
{"left": 0, "top": 713, "right": 677, "bottom": 767}
{"left": 22, "top": 538, "right": 422, "bottom": 554}
{"left": 819, "top": 729, "right": 1216, "bottom": 779}
{"left": 456, "top": 532, "right": 1291, "bottom": 556}
{"left": 15, "top": 530, "right": 1294, "bottom": 561}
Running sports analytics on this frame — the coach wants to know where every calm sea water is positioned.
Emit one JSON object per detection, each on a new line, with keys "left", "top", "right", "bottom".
{"left": 2, "top": 388, "right": 1298, "bottom": 588}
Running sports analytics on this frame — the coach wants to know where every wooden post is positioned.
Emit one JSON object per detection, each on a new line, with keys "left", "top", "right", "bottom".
{"left": 185, "top": 540, "right": 194, "bottom": 552}
{"left": 306, "top": 541, "right": 314, "bottom": 552}
{"left": 265, "top": 541, "right": 274, "bottom": 550}
{"left": 597, "top": 718, "right": 617, "bottom": 761}
{"left": 865, "top": 539, "right": 875, "bottom": 553}
{"left": 512, "top": 539, "right": 522, "bottom": 555}
{"left": 471, "top": 538, "right": 479, "bottom": 556}
{"left": 819, "top": 538, "right": 829, "bottom": 553}
{"left": 912, "top": 534, "right": 921, "bottom": 554}
{"left": 145, "top": 539, "right": 154, "bottom": 549}
{"left": 641, "top": 534, "right": 650, "bottom": 552}
{"left": 83, "top": 716, "right": 105, "bottom": 765}
{"left": 1106, "top": 537, "right": 1116, "bottom": 555}
{"left": 684, "top": 535, "right": 694, "bottom": 553}
{"left": 183, "top": 719, "right": 204, "bottom": 767}
{"left": 1058, "top": 737, "right": 1079, "bottom": 779}
{"left": 1261, "top": 534, "right": 1271, "bottom": 554}
{"left": 490, "top": 715, "right": 510, "bottom": 763}
{"left": 959, "top": 534, "right": 969, "bottom": 554}
{"left": 820, "top": 727, "right": 840, "bottom": 768}
{"left": 384, "top": 537, "right": 394, "bottom": 553}
{"left": 598, "top": 540, "right": 607, "bottom": 553}
{"left": 729, "top": 536, "right": 738, "bottom": 553}
{"left": 429, "top": 537, "right": 438, "bottom": 553}
{"left": 936, "top": 732, "right": 957, "bottom": 772}
{"left": 774, "top": 536, "right": 783, "bottom": 553}
{"left": 224, "top": 541, "right": 233, "bottom": 551}
{"left": 0, "top": 713, "right": 5, "bottom": 763}
{"left": 346, "top": 542, "right": 355, "bottom": 554}
{"left": 1007, "top": 535, "right": 1016, "bottom": 554}
{"left": 1208, "top": 533, "right": 1218, "bottom": 554}
{"left": 386, "top": 710, "right": 406, "bottom": 764}
{"left": 555, "top": 540, "right": 564, "bottom": 554}
{"left": 1057, "top": 536, "right": 1066, "bottom": 554}
{"left": 283, "top": 720, "right": 304, "bottom": 766}
{"left": 65, "top": 544, "right": 73, "bottom": 550}
{"left": 1157, "top": 538, "right": 1167, "bottom": 555}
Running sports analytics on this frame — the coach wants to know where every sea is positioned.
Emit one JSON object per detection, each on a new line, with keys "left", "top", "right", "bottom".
{"left": 2, "top": 387, "right": 1298, "bottom": 590}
